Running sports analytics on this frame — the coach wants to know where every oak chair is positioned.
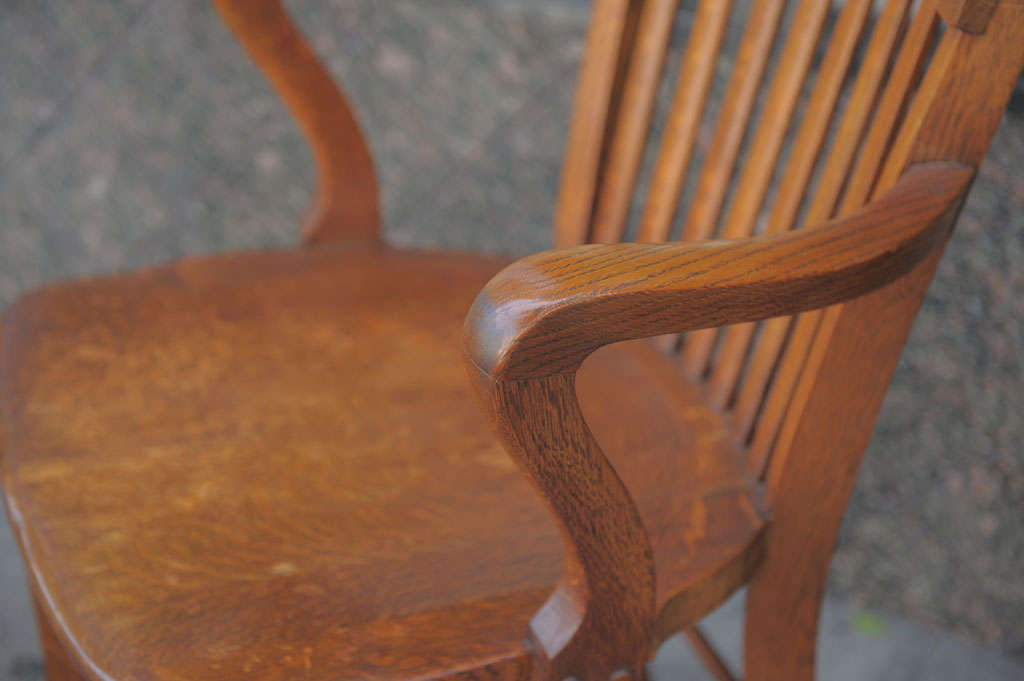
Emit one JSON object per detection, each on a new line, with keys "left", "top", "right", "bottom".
{"left": 2, "top": 1, "right": 1022, "bottom": 681}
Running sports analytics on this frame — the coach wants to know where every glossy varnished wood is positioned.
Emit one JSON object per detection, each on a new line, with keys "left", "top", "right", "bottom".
{"left": 4, "top": 2, "right": 1024, "bottom": 681}
{"left": 731, "top": 0, "right": 914, "bottom": 443}
{"left": 745, "top": 4, "right": 1024, "bottom": 680}
{"left": 2, "top": 247, "right": 763, "bottom": 681}
{"left": 590, "top": 0, "right": 681, "bottom": 244}
{"left": 705, "top": 0, "right": 874, "bottom": 408}
{"left": 555, "top": 0, "right": 644, "bottom": 247}
{"left": 638, "top": 0, "right": 734, "bottom": 244}
{"left": 466, "top": 163, "right": 969, "bottom": 378}
{"left": 464, "top": 162, "right": 969, "bottom": 680}
{"left": 746, "top": 3, "right": 943, "bottom": 469}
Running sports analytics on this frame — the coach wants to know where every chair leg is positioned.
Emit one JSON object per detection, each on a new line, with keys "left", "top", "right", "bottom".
{"left": 743, "top": 568, "right": 824, "bottom": 681}
{"left": 31, "top": 594, "right": 87, "bottom": 681}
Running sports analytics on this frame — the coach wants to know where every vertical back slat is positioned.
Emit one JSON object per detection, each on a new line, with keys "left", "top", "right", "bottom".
{"left": 681, "top": 0, "right": 832, "bottom": 379}
{"left": 555, "top": 0, "right": 645, "bottom": 247}
{"left": 590, "top": 0, "right": 683, "bottom": 244}
{"left": 638, "top": 0, "right": 735, "bottom": 243}
{"left": 681, "top": 0, "right": 789, "bottom": 243}
{"left": 807, "top": 0, "right": 915, "bottom": 221}
{"left": 760, "top": 0, "right": 875, "bottom": 238}
{"left": 706, "top": 0, "right": 875, "bottom": 408}
{"left": 840, "top": 1, "right": 942, "bottom": 211}
{"left": 718, "top": 0, "right": 834, "bottom": 239}
{"left": 732, "top": 0, "right": 915, "bottom": 441}
{"left": 747, "top": 1, "right": 943, "bottom": 474}
{"left": 673, "top": 0, "right": 788, "bottom": 379}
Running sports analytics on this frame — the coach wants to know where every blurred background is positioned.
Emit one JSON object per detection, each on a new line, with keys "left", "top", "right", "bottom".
{"left": 1, "top": 1, "right": 1022, "bottom": 679}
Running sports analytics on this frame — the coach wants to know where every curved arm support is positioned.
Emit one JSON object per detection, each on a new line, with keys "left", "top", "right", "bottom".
{"left": 467, "top": 162, "right": 972, "bottom": 380}
{"left": 463, "top": 162, "right": 972, "bottom": 681}
{"left": 465, "top": 363, "right": 656, "bottom": 681}
{"left": 213, "top": 0, "right": 380, "bottom": 245}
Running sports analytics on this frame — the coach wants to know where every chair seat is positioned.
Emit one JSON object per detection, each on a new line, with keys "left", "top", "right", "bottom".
{"left": 1, "top": 246, "right": 765, "bottom": 681}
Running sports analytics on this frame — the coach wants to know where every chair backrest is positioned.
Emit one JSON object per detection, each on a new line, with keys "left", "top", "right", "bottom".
{"left": 556, "top": 0, "right": 1023, "bottom": 489}
{"left": 556, "top": 5, "right": 1023, "bottom": 675}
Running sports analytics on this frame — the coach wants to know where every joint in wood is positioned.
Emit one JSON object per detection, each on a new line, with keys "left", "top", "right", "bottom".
{"left": 935, "top": 0, "right": 998, "bottom": 33}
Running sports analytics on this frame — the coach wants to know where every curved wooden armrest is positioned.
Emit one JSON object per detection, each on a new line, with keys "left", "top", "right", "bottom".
{"left": 462, "top": 162, "right": 972, "bottom": 681}
{"left": 467, "top": 162, "right": 973, "bottom": 380}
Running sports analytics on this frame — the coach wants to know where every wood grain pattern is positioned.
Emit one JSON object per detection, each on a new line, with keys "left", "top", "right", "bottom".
{"left": 745, "top": 247, "right": 950, "bottom": 681}
{"left": 675, "top": 0, "right": 788, "bottom": 379}
{"left": 466, "top": 162, "right": 968, "bottom": 681}
{"left": 746, "top": 2, "right": 942, "bottom": 470}
{"left": 681, "top": 0, "right": 788, "bottom": 242}
{"left": 680, "top": 0, "right": 834, "bottom": 379}
{"left": 706, "top": 0, "right": 874, "bottom": 409}
{"left": 731, "top": 0, "right": 913, "bottom": 441}
{"left": 467, "top": 163, "right": 970, "bottom": 379}
{"left": 746, "top": 5, "right": 1024, "bottom": 680}
{"left": 638, "top": 0, "right": 735, "bottom": 244}
{"left": 840, "top": 3, "right": 940, "bottom": 213}
{"left": 4, "top": 3, "right": 1024, "bottom": 681}
{"left": 590, "top": 0, "right": 681, "bottom": 244}
{"left": 556, "top": 0, "right": 644, "bottom": 247}
{"left": 212, "top": 0, "right": 380, "bottom": 245}
{"left": 3, "top": 248, "right": 763, "bottom": 681}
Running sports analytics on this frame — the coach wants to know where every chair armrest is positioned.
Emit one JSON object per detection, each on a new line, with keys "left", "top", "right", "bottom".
{"left": 467, "top": 162, "right": 972, "bottom": 380}
{"left": 462, "top": 162, "right": 972, "bottom": 681}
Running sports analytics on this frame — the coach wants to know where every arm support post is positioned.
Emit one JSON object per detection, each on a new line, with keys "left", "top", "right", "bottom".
{"left": 463, "top": 162, "right": 972, "bottom": 681}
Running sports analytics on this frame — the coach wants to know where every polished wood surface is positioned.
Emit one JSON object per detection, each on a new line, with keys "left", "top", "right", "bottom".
{"left": 555, "top": 0, "right": 644, "bottom": 247}
{"left": 3, "top": 1, "right": 1023, "bottom": 681}
{"left": 704, "top": 0, "right": 873, "bottom": 408}
{"left": 746, "top": 4, "right": 1024, "bottom": 680}
{"left": 746, "top": 2, "right": 943, "bottom": 470}
{"left": 464, "top": 162, "right": 967, "bottom": 681}
{"left": 466, "top": 163, "right": 970, "bottom": 378}
{"left": 589, "top": 0, "right": 681, "bottom": 244}
{"left": 3, "top": 247, "right": 762, "bottom": 681}
{"left": 731, "top": 0, "right": 914, "bottom": 444}
{"left": 638, "top": 0, "right": 734, "bottom": 244}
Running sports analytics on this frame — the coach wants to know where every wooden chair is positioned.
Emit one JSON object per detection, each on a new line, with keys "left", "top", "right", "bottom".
{"left": 2, "top": 1, "right": 1021, "bottom": 680}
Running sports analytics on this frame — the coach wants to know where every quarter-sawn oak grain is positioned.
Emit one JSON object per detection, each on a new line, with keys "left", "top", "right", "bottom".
{"left": 2, "top": 1, "right": 1022, "bottom": 681}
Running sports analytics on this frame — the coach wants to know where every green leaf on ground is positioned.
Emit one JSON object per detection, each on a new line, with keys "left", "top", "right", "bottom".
{"left": 853, "top": 612, "right": 888, "bottom": 636}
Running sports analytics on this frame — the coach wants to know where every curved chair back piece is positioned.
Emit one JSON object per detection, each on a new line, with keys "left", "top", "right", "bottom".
{"left": 212, "top": 0, "right": 380, "bottom": 244}
{"left": 214, "top": 1, "right": 1024, "bottom": 680}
